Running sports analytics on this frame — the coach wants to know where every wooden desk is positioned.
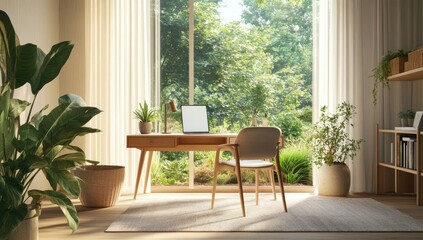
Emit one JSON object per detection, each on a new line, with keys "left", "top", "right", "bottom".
{"left": 127, "top": 133, "right": 237, "bottom": 199}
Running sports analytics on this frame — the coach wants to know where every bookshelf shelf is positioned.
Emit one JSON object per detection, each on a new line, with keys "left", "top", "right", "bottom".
{"left": 388, "top": 67, "right": 423, "bottom": 81}
{"left": 376, "top": 125, "right": 423, "bottom": 205}
{"left": 378, "top": 162, "right": 395, "bottom": 169}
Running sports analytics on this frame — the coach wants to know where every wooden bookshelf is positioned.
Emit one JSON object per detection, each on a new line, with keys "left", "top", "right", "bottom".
{"left": 388, "top": 67, "right": 423, "bottom": 81}
{"left": 376, "top": 124, "right": 423, "bottom": 205}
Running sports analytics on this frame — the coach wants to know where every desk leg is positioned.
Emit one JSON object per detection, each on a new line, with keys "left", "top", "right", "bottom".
{"left": 134, "top": 150, "right": 146, "bottom": 200}
{"left": 143, "top": 151, "right": 154, "bottom": 194}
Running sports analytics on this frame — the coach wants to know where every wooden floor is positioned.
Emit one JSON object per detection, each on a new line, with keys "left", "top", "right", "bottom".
{"left": 39, "top": 192, "right": 423, "bottom": 240}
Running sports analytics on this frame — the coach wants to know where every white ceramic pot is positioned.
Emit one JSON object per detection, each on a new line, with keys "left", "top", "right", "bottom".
{"left": 9, "top": 205, "right": 40, "bottom": 240}
{"left": 139, "top": 122, "right": 152, "bottom": 134}
{"left": 317, "top": 162, "right": 351, "bottom": 197}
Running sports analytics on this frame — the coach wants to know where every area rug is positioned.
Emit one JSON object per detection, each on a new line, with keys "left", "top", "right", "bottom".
{"left": 105, "top": 194, "right": 423, "bottom": 232}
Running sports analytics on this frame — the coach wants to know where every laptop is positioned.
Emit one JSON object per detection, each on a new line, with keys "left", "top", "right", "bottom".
{"left": 181, "top": 105, "right": 209, "bottom": 133}
{"left": 395, "top": 111, "right": 423, "bottom": 131}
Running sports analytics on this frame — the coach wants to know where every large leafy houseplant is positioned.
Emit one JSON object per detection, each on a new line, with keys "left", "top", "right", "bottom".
{"left": 311, "top": 102, "right": 363, "bottom": 167}
{"left": 0, "top": 10, "right": 101, "bottom": 239}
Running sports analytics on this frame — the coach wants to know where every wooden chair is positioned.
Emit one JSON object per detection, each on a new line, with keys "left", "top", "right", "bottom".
{"left": 211, "top": 127, "right": 287, "bottom": 216}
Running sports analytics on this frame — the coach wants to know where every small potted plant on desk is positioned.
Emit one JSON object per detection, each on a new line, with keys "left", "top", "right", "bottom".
{"left": 310, "top": 102, "right": 363, "bottom": 196}
{"left": 133, "top": 101, "right": 160, "bottom": 134}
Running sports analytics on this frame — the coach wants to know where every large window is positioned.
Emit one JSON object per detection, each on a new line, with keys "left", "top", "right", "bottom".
{"left": 153, "top": 0, "right": 313, "bottom": 189}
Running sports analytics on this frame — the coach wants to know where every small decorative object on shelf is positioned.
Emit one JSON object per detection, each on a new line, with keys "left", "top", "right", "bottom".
{"left": 398, "top": 109, "right": 415, "bottom": 127}
{"left": 389, "top": 56, "right": 408, "bottom": 75}
{"left": 407, "top": 47, "right": 423, "bottom": 70}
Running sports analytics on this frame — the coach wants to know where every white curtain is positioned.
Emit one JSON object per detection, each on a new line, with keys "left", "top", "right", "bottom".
{"left": 85, "top": 0, "right": 155, "bottom": 194}
{"left": 314, "top": 0, "right": 423, "bottom": 193}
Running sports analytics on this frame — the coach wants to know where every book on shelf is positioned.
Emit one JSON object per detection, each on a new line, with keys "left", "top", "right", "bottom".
{"left": 390, "top": 142, "right": 394, "bottom": 164}
{"left": 399, "top": 136, "right": 416, "bottom": 170}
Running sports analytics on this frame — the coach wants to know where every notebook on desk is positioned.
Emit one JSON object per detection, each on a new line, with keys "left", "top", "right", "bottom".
{"left": 181, "top": 105, "right": 209, "bottom": 133}
{"left": 395, "top": 111, "right": 423, "bottom": 131}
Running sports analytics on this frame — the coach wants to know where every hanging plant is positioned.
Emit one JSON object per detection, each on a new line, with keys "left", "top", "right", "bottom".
{"left": 371, "top": 49, "right": 408, "bottom": 105}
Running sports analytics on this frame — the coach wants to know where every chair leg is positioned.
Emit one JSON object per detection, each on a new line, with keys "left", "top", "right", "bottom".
{"left": 275, "top": 165, "right": 288, "bottom": 212}
{"left": 235, "top": 166, "right": 246, "bottom": 217}
{"left": 255, "top": 169, "right": 259, "bottom": 205}
{"left": 211, "top": 164, "right": 219, "bottom": 209}
{"left": 268, "top": 169, "right": 276, "bottom": 200}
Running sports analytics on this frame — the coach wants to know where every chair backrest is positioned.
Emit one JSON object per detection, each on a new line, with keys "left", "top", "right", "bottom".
{"left": 234, "top": 127, "right": 281, "bottom": 160}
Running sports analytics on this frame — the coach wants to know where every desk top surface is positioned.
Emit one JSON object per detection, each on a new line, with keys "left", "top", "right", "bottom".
{"left": 127, "top": 133, "right": 238, "bottom": 137}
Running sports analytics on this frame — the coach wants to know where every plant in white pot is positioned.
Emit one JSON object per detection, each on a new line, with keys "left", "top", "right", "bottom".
{"left": 133, "top": 101, "right": 159, "bottom": 134}
{"left": 311, "top": 102, "right": 363, "bottom": 196}
{"left": 0, "top": 10, "right": 101, "bottom": 239}
{"left": 398, "top": 109, "right": 415, "bottom": 127}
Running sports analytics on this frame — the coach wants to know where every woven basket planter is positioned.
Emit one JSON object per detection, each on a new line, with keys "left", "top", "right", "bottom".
{"left": 72, "top": 165, "right": 125, "bottom": 207}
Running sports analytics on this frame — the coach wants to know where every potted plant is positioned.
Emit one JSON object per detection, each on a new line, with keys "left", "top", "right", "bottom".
{"left": 310, "top": 102, "right": 363, "bottom": 196}
{"left": 0, "top": 10, "right": 101, "bottom": 239}
{"left": 398, "top": 109, "right": 415, "bottom": 127}
{"left": 133, "top": 101, "right": 159, "bottom": 134}
{"left": 371, "top": 49, "right": 407, "bottom": 105}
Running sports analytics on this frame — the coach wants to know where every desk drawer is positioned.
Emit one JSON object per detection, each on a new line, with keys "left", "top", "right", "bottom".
{"left": 128, "top": 137, "right": 175, "bottom": 148}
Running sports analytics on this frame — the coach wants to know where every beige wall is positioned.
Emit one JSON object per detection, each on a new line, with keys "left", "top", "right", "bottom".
{"left": 59, "top": 0, "right": 86, "bottom": 99}
{"left": 59, "top": 0, "right": 87, "bottom": 149}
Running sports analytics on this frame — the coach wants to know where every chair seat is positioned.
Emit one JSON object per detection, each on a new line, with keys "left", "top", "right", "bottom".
{"left": 220, "top": 160, "right": 273, "bottom": 168}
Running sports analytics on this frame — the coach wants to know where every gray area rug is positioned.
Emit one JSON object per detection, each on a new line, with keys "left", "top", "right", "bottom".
{"left": 106, "top": 194, "right": 423, "bottom": 232}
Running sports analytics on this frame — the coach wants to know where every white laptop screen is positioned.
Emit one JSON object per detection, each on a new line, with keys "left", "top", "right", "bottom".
{"left": 181, "top": 105, "right": 209, "bottom": 133}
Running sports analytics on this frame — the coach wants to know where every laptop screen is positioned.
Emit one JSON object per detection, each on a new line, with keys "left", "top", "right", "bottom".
{"left": 181, "top": 105, "right": 209, "bottom": 133}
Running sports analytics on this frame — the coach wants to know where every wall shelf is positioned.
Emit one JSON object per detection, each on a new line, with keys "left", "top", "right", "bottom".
{"left": 388, "top": 67, "right": 423, "bottom": 81}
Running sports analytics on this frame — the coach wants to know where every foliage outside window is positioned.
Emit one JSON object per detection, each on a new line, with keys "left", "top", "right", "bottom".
{"left": 157, "top": 0, "right": 312, "bottom": 186}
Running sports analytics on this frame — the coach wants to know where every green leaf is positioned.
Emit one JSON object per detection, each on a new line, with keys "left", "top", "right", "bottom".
{"left": 30, "top": 41, "right": 74, "bottom": 94}
{"left": 0, "top": 88, "right": 15, "bottom": 161}
{"left": 28, "top": 190, "right": 79, "bottom": 232}
{"left": 13, "top": 123, "right": 38, "bottom": 152}
{"left": 59, "top": 93, "right": 86, "bottom": 107}
{"left": 44, "top": 168, "right": 80, "bottom": 198}
{"left": 0, "top": 203, "right": 28, "bottom": 240}
{"left": 9, "top": 154, "right": 42, "bottom": 176}
{"left": 30, "top": 104, "right": 49, "bottom": 129}
{"left": 53, "top": 152, "right": 86, "bottom": 169}
{"left": 15, "top": 43, "right": 39, "bottom": 88}
{"left": 9, "top": 98, "right": 30, "bottom": 118}
{"left": 0, "top": 176, "right": 24, "bottom": 208}
{"left": 0, "top": 10, "right": 18, "bottom": 87}
{"left": 38, "top": 94, "right": 101, "bottom": 153}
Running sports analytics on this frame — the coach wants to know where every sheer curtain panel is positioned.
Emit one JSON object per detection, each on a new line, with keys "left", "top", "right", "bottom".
{"left": 85, "top": 0, "right": 155, "bottom": 194}
{"left": 313, "top": 0, "right": 423, "bottom": 193}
